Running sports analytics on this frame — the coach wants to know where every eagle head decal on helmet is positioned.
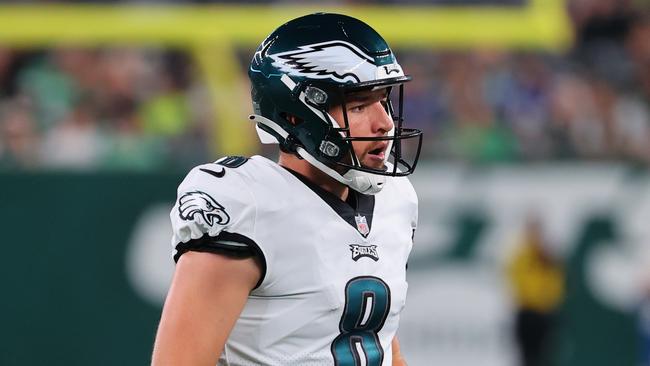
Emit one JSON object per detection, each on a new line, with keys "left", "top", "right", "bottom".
{"left": 248, "top": 13, "right": 422, "bottom": 195}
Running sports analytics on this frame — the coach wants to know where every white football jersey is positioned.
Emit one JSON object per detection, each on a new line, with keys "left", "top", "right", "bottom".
{"left": 170, "top": 155, "right": 418, "bottom": 366}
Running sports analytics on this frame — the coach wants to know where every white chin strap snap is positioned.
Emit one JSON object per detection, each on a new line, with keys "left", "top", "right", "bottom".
{"left": 297, "top": 147, "right": 387, "bottom": 195}
{"left": 343, "top": 170, "right": 386, "bottom": 195}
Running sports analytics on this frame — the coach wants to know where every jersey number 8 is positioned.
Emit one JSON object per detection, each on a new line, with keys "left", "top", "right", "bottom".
{"left": 331, "top": 276, "right": 391, "bottom": 366}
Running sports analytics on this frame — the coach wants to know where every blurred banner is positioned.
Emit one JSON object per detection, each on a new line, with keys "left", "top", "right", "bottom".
{"left": 1, "top": 162, "right": 647, "bottom": 365}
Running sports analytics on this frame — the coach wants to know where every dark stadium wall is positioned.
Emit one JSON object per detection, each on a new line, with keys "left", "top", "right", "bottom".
{"left": 0, "top": 167, "right": 641, "bottom": 366}
{"left": 0, "top": 172, "right": 182, "bottom": 366}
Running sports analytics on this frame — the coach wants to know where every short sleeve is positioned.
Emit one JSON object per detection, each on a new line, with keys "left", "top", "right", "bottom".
{"left": 169, "top": 164, "right": 259, "bottom": 263}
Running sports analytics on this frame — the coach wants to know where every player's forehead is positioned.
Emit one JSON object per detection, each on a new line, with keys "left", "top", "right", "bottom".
{"left": 344, "top": 88, "right": 389, "bottom": 104}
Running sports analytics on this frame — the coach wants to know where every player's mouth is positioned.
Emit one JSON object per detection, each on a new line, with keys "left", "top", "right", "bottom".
{"left": 365, "top": 143, "right": 389, "bottom": 166}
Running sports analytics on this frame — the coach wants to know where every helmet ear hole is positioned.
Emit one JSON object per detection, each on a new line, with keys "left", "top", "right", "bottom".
{"left": 281, "top": 112, "right": 304, "bottom": 126}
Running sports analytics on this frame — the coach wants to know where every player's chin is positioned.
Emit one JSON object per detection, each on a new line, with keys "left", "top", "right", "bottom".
{"left": 361, "top": 153, "right": 387, "bottom": 171}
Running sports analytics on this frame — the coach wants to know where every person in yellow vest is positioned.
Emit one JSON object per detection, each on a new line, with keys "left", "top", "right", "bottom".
{"left": 507, "top": 215, "right": 565, "bottom": 366}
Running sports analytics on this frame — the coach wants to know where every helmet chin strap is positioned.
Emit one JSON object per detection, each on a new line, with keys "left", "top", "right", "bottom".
{"left": 296, "top": 147, "right": 386, "bottom": 195}
{"left": 249, "top": 114, "right": 386, "bottom": 195}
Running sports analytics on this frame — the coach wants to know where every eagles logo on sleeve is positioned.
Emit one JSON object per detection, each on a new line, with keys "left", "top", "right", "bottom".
{"left": 178, "top": 191, "right": 230, "bottom": 227}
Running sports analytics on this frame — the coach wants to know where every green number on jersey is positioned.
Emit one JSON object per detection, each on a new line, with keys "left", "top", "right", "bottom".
{"left": 331, "top": 276, "right": 391, "bottom": 366}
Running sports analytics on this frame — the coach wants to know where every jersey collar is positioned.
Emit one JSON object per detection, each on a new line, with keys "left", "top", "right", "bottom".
{"left": 283, "top": 167, "right": 375, "bottom": 238}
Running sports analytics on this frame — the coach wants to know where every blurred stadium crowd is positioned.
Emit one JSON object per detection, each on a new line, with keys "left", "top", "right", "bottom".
{"left": 0, "top": 48, "right": 213, "bottom": 170}
{"left": 0, "top": 0, "right": 649, "bottom": 171}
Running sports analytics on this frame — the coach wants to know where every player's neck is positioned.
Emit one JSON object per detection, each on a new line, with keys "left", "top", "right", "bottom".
{"left": 279, "top": 152, "right": 349, "bottom": 201}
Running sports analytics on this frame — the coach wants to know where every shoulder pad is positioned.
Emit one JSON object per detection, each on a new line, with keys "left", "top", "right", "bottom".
{"left": 171, "top": 164, "right": 256, "bottom": 249}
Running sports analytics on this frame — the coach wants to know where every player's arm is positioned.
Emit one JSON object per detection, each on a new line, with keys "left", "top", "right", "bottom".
{"left": 151, "top": 250, "right": 261, "bottom": 366}
{"left": 392, "top": 336, "right": 408, "bottom": 366}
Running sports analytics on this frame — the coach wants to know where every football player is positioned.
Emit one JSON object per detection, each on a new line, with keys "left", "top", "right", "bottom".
{"left": 152, "top": 13, "right": 422, "bottom": 366}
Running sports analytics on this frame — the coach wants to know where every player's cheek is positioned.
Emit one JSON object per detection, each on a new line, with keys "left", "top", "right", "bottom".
{"left": 350, "top": 140, "right": 361, "bottom": 156}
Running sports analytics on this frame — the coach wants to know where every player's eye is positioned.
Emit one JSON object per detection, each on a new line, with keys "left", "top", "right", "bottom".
{"left": 348, "top": 104, "right": 365, "bottom": 113}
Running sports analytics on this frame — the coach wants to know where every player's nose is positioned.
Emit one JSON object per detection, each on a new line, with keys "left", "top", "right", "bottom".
{"left": 370, "top": 102, "right": 394, "bottom": 135}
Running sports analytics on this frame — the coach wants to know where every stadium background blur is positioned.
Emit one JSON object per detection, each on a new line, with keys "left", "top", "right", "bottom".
{"left": 1, "top": 1, "right": 650, "bottom": 365}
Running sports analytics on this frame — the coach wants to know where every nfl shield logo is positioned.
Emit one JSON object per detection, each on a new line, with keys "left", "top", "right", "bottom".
{"left": 355, "top": 214, "right": 370, "bottom": 237}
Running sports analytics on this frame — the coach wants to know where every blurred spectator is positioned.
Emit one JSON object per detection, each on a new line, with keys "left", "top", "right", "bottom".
{"left": 549, "top": 73, "right": 607, "bottom": 159}
{"left": 442, "top": 52, "right": 517, "bottom": 162}
{"left": 138, "top": 51, "right": 192, "bottom": 137}
{"left": 502, "top": 53, "right": 554, "bottom": 160}
{"left": 611, "top": 93, "right": 650, "bottom": 164}
{"left": 39, "top": 103, "right": 106, "bottom": 169}
{"left": 0, "top": 98, "right": 41, "bottom": 169}
{"left": 507, "top": 215, "right": 565, "bottom": 366}
{"left": 17, "top": 51, "right": 80, "bottom": 131}
{"left": 571, "top": 0, "right": 637, "bottom": 87}
{"left": 399, "top": 54, "right": 449, "bottom": 157}
{"left": 0, "top": 48, "right": 19, "bottom": 98}
{"left": 99, "top": 97, "right": 167, "bottom": 171}
{"left": 626, "top": 12, "right": 650, "bottom": 100}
